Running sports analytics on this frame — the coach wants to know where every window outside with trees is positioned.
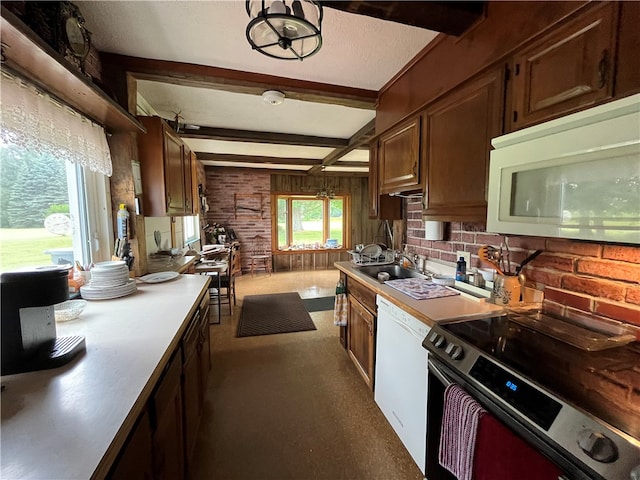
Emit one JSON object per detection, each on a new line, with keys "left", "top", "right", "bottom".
{"left": 0, "top": 144, "right": 100, "bottom": 273}
{"left": 276, "top": 194, "right": 348, "bottom": 250}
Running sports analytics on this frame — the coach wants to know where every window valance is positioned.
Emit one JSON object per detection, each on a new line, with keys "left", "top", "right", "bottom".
{"left": 0, "top": 72, "right": 113, "bottom": 176}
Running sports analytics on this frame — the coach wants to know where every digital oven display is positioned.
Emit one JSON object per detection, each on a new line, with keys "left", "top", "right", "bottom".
{"left": 469, "top": 356, "right": 562, "bottom": 431}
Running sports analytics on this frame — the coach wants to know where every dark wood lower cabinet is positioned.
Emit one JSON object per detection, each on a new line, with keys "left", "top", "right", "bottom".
{"left": 152, "top": 350, "right": 185, "bottom": 480}
{"left": 197, "top": 293, "right": 211, "bottom": 411}
{"left": 182, "top": 314, "right": 201, "bottom": 469}
{"left": 109, "top": 411, "right": 154, "bottom": 480}
{"left": 108, "top": 288, "right": 211, "bottom": 480}
{"left": 184, "top": 292, "right": 212, "bottom": 474}
{"left": 347, "top": 293, "right": 376, "bottom": 390}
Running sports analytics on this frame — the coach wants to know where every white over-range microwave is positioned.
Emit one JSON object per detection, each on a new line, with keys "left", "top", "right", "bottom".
{"left": 487, "top": 94, "right": 640, "bottom": 245}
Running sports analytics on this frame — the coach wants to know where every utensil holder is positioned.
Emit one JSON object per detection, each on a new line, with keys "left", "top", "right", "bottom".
{"left": 492, "top": 273, "right": 521, "bottom": 306}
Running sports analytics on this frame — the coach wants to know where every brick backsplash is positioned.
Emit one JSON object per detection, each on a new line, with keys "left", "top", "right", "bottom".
{"left": 405, "top": 198, "right": 640, "bottom": 328}
{"left": 204, "top": 168, "right": 271, "bottom": 271}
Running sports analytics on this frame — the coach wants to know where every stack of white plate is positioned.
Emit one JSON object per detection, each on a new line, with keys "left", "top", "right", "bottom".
{"left": 80, "top": 261, "right": 137, "bottom": 300}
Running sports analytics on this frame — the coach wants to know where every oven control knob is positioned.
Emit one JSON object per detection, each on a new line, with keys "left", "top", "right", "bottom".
{"left": 445, "top": 344, "right": 464, "bottom": 360}
{"left": 577, "top": 429, "right": 618, "bottom": 463}
{"left": 431, "top": 333, "right": 447, "bottom": 349}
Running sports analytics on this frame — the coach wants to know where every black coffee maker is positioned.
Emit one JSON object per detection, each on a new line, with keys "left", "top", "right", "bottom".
{"left": 1, "top": 266, "right": 85, "bottom": 376}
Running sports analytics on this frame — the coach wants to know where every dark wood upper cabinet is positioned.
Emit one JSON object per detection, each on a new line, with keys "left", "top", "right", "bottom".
{"left": 368, "top": 141, "right": 381, "bottom": 218}
{"left": 423, "top": 67, "right": 505, "bottom": 222}
{"left": 137, "top": 116, "right": 194, "bottom": 216}
{"left": 378, "top": 115, "right": 423, "bottom": 195}
{"left": 614, "top": 1, "right": 640, "bottom": 98}
{"left": 164, "top": 129, "right": 187, "bottom": 214}
{"left": 508, "top": 2, "right": 617, "bottom": 131}
{"left": 368, "top": 141, "right": 402, "bottom": 220}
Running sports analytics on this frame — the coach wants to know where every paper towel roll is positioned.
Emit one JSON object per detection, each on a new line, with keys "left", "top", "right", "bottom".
{"left": 424, "top": 221, "right": 444, "bottom": 241}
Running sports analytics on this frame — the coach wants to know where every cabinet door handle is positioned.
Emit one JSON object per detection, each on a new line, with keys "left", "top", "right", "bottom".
{"left": 166, "top": 194, "right": 171, "bottom": 209}
{"left": 598, "top": 49, "right": 609, "bottom": 89}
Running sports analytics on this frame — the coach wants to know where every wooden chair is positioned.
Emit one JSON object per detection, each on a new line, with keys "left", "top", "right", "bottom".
{"left": 248, "top": 235, "right": 272, "bottom": 276}
{"left": 219, "top": 244, "right": 238, "bottom": 308}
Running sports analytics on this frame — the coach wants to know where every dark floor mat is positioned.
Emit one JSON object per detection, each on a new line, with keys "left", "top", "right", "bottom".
{"left": 237, "top": 292, "right": 317, "bottom": 337}
{"left": 302, "top": 296, "right": 335, "bottom": 312}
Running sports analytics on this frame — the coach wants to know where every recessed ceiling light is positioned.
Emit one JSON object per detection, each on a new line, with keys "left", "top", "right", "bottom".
{"left": 262, "top": 90, "right": 285, "bottom": 105}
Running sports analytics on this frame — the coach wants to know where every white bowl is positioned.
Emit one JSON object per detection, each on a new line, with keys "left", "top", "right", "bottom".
{"left": 54, "top": 300, "right": 87, "bottom": 322}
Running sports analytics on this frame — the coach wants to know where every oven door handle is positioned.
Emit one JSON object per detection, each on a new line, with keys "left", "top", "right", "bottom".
{"left": 428, "top": 358, "right": 454, "bottom": 387}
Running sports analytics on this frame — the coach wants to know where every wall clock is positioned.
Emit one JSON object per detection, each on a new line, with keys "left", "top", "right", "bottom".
{"left": 23, "top": 2, "right": 91, "bottom": 74}
{"left": 63, "top": 13, "right": 90, "bottom": 58}
{"left": 44, "top": 213, "right": 73, "bottom": 236}
{"left": 59, "top": 2, "right": 91, "bottom": 65}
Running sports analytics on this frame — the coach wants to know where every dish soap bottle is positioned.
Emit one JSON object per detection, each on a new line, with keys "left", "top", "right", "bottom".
{"left": 455, "top": 256, "right": 467, "bottom": 281}
{"left": 117, "top": 204, "right": 129, "bottom": 239}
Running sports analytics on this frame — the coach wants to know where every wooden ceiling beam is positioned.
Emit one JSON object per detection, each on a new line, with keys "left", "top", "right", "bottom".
{"left": 101, "top": 53, "right": 378, "bottom": 110}
{"left": 319, "top": 1, "right": 485, "bottom": 36}
{"left": 307, "top": 119, "right": 375, "bottom": 175}
{"left": 181, "top": 126, "right": 347, "bottom": 148}
{"left": 195, "top": 153, "right": 367, "bottom": 169}
{"left": 201, "top": 164, "right": 369, "bottom": 177}
{"left": 194, "top": 153, "right": 321, "bottom": 166}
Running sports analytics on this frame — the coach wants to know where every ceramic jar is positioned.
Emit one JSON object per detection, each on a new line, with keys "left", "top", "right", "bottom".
{"left": 492, "top": 274, "right": 521, "bottom": 306}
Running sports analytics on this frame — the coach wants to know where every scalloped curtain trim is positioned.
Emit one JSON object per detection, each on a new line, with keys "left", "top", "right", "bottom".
{"left": 0, "top": 73, "right": 113, "bottom": 176}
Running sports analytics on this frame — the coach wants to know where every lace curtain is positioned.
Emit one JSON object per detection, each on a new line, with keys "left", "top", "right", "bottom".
{"left": 0, "top": 72, "right": 113, "bottom": 176}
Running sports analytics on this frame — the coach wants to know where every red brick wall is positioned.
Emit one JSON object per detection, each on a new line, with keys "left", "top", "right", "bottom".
{"left": 204, "top": 168, "right": 271, "bottom": 271}
{"left": 405, "top": 199, "right": 640, "bottom": 328}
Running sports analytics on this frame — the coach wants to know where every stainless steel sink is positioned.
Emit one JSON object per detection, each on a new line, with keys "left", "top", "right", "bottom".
{"left": 358, "top": 264, "right": 428, "bottom": 281}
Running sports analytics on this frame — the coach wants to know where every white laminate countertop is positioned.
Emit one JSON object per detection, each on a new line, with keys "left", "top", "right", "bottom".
{"left": 335, "top": 261, "right": 504, "bottom": 325}
{"left": 0, "top": 274, "right": 210, "bottom": 480}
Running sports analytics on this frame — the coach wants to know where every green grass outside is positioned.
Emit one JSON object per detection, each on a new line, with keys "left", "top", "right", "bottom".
{"left": 278, "top": 219, "right": 344, "bottom": 248}
{"left": 0, "top": 228, "right": 72, "bottom": 272}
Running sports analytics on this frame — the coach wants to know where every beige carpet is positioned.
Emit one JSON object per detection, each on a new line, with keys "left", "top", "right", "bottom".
{"left": 190, "top": 271, "right": 423, "bottom": 480}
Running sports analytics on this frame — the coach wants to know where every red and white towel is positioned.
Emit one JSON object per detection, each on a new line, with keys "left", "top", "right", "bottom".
{"left": 439, "top": 384, "right": 487, "bottom": 480}
{"left": 333, "top": 293, "right": 348, "bottom": 326}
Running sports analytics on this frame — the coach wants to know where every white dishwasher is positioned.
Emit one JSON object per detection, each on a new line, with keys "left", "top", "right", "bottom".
{"left": 374, "top": 295, "right": 431, "bottom": 475}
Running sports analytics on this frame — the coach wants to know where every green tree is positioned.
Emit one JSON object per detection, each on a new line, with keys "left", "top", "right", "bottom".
{"left": 5, "top": 149, "right": 68, "bottom": 228}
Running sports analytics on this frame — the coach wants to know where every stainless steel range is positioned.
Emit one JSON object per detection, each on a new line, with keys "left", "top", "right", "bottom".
{"left": 422, "top": 309, "right": 640, "bottom": 480}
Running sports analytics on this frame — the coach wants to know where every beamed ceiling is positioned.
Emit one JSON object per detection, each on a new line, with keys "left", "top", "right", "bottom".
{"left": 78, "top": 1, "right": 484, "bottom": 175}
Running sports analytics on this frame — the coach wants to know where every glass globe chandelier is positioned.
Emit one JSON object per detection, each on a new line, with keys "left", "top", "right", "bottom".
{"left": 246, "top": 0, "right": 323, "bottom": 61}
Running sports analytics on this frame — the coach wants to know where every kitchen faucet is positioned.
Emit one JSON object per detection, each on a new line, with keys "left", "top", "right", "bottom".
{"left": 397, "top": 253, "right": 416, "bottom": 269}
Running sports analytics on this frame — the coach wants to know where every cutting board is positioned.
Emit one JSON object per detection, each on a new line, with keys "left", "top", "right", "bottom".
{"left": 385, "top": 278, "right": 460, "bottom": 300}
